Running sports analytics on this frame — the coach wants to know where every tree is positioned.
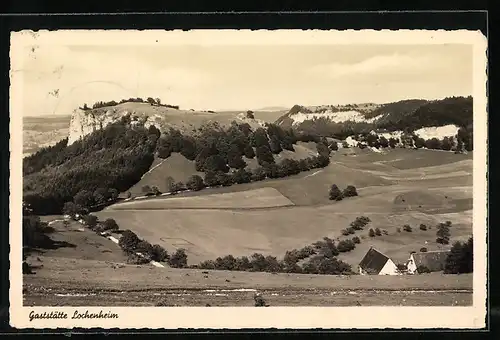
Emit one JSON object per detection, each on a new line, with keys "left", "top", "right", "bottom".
{"left": 255, "top": 145, "right": 275, "bottom": 165}
{"left": 444, "top": 237, "right": 473, "bottom": 274}
{"left": 103, "top": 218, "right": 119, "bottom": 232}
{"left": 119, "top": 230, "right": 140, "bottom": 253}
{"left": 169, "top": 249, "right": 188, "bottom": 268}
{"left": 82, "top": 214, "right": 98, "bottom": 229}
{"left": 246, "top": 110, "right": 255, "bottom": 119}
{"left": 62, "top": 202, "right": 79, "bottom": 218}
{"left": 329, "top": 141, "right": 339, "bottom": 151}
{"left": 375, "top": 228, "right": 382, "bottom": 236}
{"left": 343, "top": 185, "right": 358, "bottom": 198}
{"left": 352, "top": 236, "right": 361, "bottom": 244}
{"left": 233, "top": 168, "right": 252, "bottom": 184}
{"left": 151, "top": 244, "right": 168, "bottom": 262}
{"left": 337, "top": 240, "right": 356, "bottom": 252}
{"left": 73, "top": 189, "right": 94, "bottom": 209}
{"left": 436, "top": 223, "right": 451, "bottom": 244}
{"left": 147, "top": 97, "right": 156, "bottom": 105}
{"left": 329, "top": 184, "right": 343, "bottom": 201}
{"left": 369, "top": 229, "right": 375, "bottom": 237}
{"left": 379, "top": 136, "right": 389, "bottom": 148}
{"left": 316, "top": 142, "right": 330, "bottom": 158}
{"left": 419, "top": 224, "right": 428, "bottom": 231}
{"left": 186, "top": 175, "right": 205, "bottom": 191}
{"left": 403, "top": 225, "right": 413, "bottom": 232}
{"left": 243, "top": 145, "right": 256, "bottom": 159}
{"left": 388, "top": 137, "right": 398, "bottom": 148}
{"left": 441, "top": 137, "right": 453, "bottom": 151}
{"left": 93, "top": 187, "right": 108, "bottom": 205}
{"left": 151, "top": 186, "right": 161, "bottom": 196}
{"left": 136, "top": 240, "right": 154, "bottom": 256}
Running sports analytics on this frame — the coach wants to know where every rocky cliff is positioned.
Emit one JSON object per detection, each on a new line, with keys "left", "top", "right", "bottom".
{"left": 67, "top": 102, "right": 265, "bottom": 145}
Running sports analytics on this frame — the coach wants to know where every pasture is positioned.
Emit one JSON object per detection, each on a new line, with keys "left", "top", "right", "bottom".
{"left": 96, "top": 147, "right": 473, "bottom": 267}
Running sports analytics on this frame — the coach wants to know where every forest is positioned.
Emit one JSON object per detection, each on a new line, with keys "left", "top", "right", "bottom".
{"left": 23, "top": 115, "right": 330, "bottom": 215}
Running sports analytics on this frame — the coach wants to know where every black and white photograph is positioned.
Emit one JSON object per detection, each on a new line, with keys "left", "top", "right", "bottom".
{"left": 9, "top": 29, "right": 487, "bottom": 329}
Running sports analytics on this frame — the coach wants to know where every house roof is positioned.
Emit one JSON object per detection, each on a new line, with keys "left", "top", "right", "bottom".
{"left": 411, "top": 250, "right": 450, "bottom": 272}
{"left": 359, "top": 247, "right": 390, "bottom": 273}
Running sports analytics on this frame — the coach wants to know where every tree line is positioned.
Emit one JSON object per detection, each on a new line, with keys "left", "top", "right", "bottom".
{"left": 79, "top": 97, "right": 179, "bottom": 111}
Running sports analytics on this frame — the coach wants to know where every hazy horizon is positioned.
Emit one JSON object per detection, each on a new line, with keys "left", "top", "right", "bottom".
{"left": 20, "top": 44, "right": 472, "bottom": 117}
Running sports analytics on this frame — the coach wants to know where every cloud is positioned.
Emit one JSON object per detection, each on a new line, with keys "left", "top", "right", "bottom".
{"left": 305, "top": 53, "right": 438, "bottom": 79}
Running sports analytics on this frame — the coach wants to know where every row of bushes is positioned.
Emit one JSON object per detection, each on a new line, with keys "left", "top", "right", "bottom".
{"left": 341, "top": 216, "right": 371, "bottom": 235}
{"left": 139, "top": 154, "right": 331, "bottom": 197}
{"left": 194, "top": 215, "right": 373, "bottom": 275}
{"left": 80, "top": 97, "right": 180, "bottom": 111}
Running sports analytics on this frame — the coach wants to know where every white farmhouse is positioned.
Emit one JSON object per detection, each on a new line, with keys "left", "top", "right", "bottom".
{"left": 358, "top": 247, "right": 400, "bottom": 275}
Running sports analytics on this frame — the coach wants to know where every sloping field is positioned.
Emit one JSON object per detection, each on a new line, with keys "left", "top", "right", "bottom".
{"left": 108, "top": 187, "right": 295, "bottom": 210}
{"left": 96, "top": 147, "right": 473, "bottom": 268}
{"left": 96, "top": 204, "right": 472, "bottom": 266}
{"left": 127, "top": 153, "right": 205, "bottom": 195}
{"left": 25, "top": 220, "right": 128, "bottom": 264}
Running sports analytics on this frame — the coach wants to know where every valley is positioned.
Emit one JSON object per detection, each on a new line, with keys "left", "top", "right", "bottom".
{"left": 22, "top": 96, "right": 475, "bottom": 307}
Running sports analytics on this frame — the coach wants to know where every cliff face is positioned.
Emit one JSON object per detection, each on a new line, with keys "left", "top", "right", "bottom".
{"left": 67, "top": 103, "right": 164, "bottom": 145}
{"left": 68, "top": 108, "right": 116, "bottom": 145}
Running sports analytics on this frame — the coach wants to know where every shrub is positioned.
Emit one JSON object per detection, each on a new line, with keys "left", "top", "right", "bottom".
{"left": 420, "top": 247, "right": 428, "bottom": 252}
{"left": 136, "top": 240, "right": 154, "bottom": 257}
{"left": 396, "top": 263, "right": 407, "bottom": 272}
{"left": 419, "top": 224, "right": 427, "bottom": 231}
{"left": 403, "top": 225, "right": 412, "bottom": 232}
{"left": 350, "top": 216, "right": 371, "bottom": 230}
{"left": 417, "top": 265, "right": 431, "bottom": 274}
{"left": 127, "top": 253, "right": 150, "bottom": 265}
{"left": 382, "top": 229, "right": 388, "bottom": 235}
{"left": 396, "top": 227, "right": 401, "bottom": 233}
{"left": 102, "top": 218, "right": 119, "bottom": 232}
{"left": 151, "top": 244, "right": 169, "bottom": 262}
{"left": 337, "top": 240, "right": 356, "bottom": 253}
{"left": 186, "top": 175, "right": 205, "bottom": 191}
{"left": 118, "top": 230, "right": 140, "bottom": 253}
{"left": 369, "top": 229, "right": 375, "bottom": 237}
{"left": 329, "top": 184, "right": 343, "bottom": 201}
{"left": 352, "top": 236, "right": 361, "bottom": 244}
{"left": 246, "top": 110, "right": 255, "bottom": 119}
{"left": 343, "top": 185, "right": 358, "bottom": 198}
{"left": 169, "top": 248, "right": 188, "bottom": 268}
{"left": 436, "top": 223, "right": 451, "bottom": 244}
{"left": 82, "top": 214, "right": 98, "bottom": 229}
{"left": 341, "top": 229, "right": 349, "bottom": 236}
{"left": 151, "top": 186, "right": 162, "bottom": 196}
{"left": 347, "top": 227, "right": 356, "bottom": 235}
{"left": 254, "top": 294, "right": 268, "bottom": 307}
{"left": 375, "top": 228, "right": 382, "bottom": 236}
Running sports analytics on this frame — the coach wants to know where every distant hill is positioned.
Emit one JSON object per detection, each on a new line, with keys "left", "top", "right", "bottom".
{"left": 23, "top": 115, "right": 71, "bottom": 156}
{"left": 276, "top": 97, "right": 473, "bottom": 138}
{"left": 254, "top": 106, "right": 290, "bottom": 111}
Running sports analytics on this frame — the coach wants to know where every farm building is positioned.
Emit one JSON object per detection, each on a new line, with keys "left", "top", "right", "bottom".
{"left": 406, "top": 250, "right": 451, "bottom": 274}
{"left": 358, "top": 247, "right": 400, "bottom": 275}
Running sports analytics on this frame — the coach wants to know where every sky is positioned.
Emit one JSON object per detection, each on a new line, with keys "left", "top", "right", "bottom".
{"left": 20, "top": 43, "right": 473, "bottom": 116}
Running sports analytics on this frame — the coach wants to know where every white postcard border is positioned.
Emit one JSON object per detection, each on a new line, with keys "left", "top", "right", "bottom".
{"left": 9, "top": 29, "right": 488, "bottom": 329}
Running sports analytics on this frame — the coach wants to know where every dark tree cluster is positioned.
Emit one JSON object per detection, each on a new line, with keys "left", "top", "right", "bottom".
{"left": 444, "top": 237, "right": 473, "bottom": 274}
{"left": 24, "top": 120, "right": 159, "bottom": 215}
{"left": 197, "top": 234, "right": 354, "bottom": 276}
{"left": 81, "top": 97, "right": 179, "bottom": 110}
{"left": 436, "top": 221, "right": 452, "bottom": 244}
{"left": 328, "top": 184, "right": 358, "bottom": 201}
